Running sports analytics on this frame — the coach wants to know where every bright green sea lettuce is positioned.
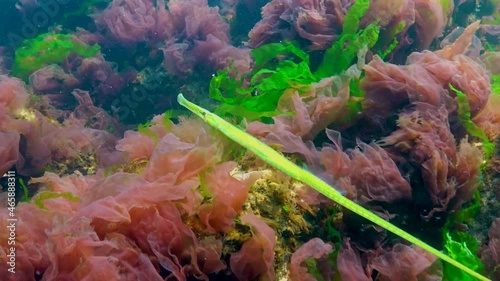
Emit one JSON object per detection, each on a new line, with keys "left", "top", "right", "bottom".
{"left": 209, "top": 0, "right": 378, "bottom": 122}
{"left": 12, "top": 33, "right": 100, "bottom": 81}
{"left": 313, "top": 23, "right": 379, "bottom": 78}
{"left": 342, "top": 0, "right": 370, "bottom": 34}
{"left": 209, "top": 41, "right": 315, "bottom": 122}
{"left": 34, "top": 191, "right": 79, "bottom": 209}
{"left": 450, "top": 85, "right": 495, "bottom": 162}
{"left": 378, "top": 21, "right": 406, "bottom": 60}
{"left": 442, "top": 190, "right": 485, "bottom": 280}
{"left": 443, "top": 229, "right": 486, "bottom": 281}
{"left": 314, "top": 0, "right": 378, "bottom": 78}
{"left": 491, "top": 75, "right": 500, "bottom": 94}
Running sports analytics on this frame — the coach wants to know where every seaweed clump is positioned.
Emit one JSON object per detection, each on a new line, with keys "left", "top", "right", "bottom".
{"left": 12, "top": 33, "right": 100, "bottom": 81}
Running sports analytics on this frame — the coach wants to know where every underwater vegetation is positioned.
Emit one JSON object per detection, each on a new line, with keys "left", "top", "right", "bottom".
{"left": 0, "top": 0, "right": 499, "bottom": 280}
{"left": 12, "top": 33, "right": 101, "bottom": 81}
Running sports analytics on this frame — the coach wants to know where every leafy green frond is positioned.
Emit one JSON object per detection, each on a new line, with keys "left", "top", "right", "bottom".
{"left": 209, "top": 43, "right": 316, "bottom": 122}
{"left": 19, "top": 178, "right": 29, "bottom": 203}
{"left": 491, "top": 75, "right": 500, "bottom": 94}
{"left": 443, "top": 230, "right": 486, "bottom": 281}
{"left": 314, "top": 23, "right": 379, "bottom": 79}
{"left": 137, "top": 120, "right": 160, "bottom": 142}
{"left": 450, "top": 85, "right": 495, "bottom": 162}
{"left": 342, "top": 0, "right": 370, "bottom": 34}
{"left": 379, "top": 21, "right": 406, "bottom": 60}
{"left": 34, "top": 191, "right": 78, "bottom": 209}
{"left": 12, "top": 33, "right": 100, "bottom": 81}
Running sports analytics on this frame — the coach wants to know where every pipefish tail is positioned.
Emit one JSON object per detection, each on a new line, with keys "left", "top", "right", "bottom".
{"left": 177, "top": 93, "right": 491, "bottom": 281}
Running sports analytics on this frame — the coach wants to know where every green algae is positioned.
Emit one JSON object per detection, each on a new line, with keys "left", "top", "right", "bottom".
{"left": 12, "top": 33, "right": 100, "bottom": 81}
